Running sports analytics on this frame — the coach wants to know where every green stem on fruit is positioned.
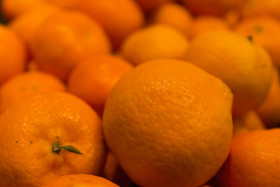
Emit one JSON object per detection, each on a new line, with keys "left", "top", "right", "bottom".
{"left": 52, "top": 141, "right": 83, "bottom": 155}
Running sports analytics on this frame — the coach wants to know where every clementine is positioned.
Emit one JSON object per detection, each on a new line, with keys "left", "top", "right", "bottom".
{"left": 30, "top": 10, "right": 111, "bottom": 81}
{"left": 120, "top": 24, "right": 189, "bottom": 65}
{"left": 189, "top": 15, "right": 230, "bottom": 39}
{"left": 0, "top": 71, "right": 66, "bottom": 113}
{"left": 103, "top": 59, "right": 233, "bottom": 187}
{"left": 1, "top": 0, "right": 47, "bottom": 20}
{"left": 77, "top": 0, "right": 145, "bottom": 50}
{"left": 235, "top": 16, "right": 280, "bottom": 69}
{"left": 0, "top": 24, "right": 26, "bottom": 86}
{"left": 68, "top": 55, "right": 133, "bottom": 116}
{"left": 0, "top": 92, "right": 106, "bottom": 186}
{"left": 218, "top": 129, "right": 280, "bottom": 187}
{"left": 9, "top": 4, "right": 61, "bottom": 57}
{"left": 150, "top": 2, "right": 193, "bottom": 37}
{"left": 185, "top": 30, "right": 274, "bottom": 116}
{"left": 42, "top": 174, "right": 119, "bottom": 187}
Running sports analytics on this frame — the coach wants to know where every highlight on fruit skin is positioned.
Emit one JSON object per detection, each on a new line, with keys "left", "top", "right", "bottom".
{"left": 103, "top": 59, "right": 234, "bottom": 187}
{"left": 218, "top": 129, "right": 280, "bottom": 187}
{"left": 0, "top": 92, "right": 106, "bottom": 187}
{"left": 120, "top": 24, "right": 190, "bottom": 66}
{"left": 41, "top": 174, "right": 119, "bottom": 187}
{"left": 185, "top": 30, "right": 274, "bottom": 116}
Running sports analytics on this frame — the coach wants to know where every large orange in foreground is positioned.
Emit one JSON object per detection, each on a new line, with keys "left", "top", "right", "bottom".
{"left": 103, "top": 59, "right": 233, "bottom": 187}
{"left": 0, "top": 92, "right": 106, "bottom": 187}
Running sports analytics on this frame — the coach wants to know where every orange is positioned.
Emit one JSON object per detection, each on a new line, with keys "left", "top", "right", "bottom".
{"left": 120, "top": 24, "right": 189, "bottom": 66}
{"left": 9, "top": 4, "right": 61, "bottom": 57}
{"left": 218, "top": 129, "right": 280, "bottom": 187}
{"left": 233, "top": 111, "right": 265, "bottom": 136}
{"left": 0, "top": 92, "right": 106, "bottom": 187}
{"left": 42, "top": 174, "right": 119, "bottom": 187}
{"left": 235, "top": 16, "right": 280, "bottom": 69}
{"left": 134, "top": 0, "right": 175, "bottom": 12}
{"left": 1, "top": 0, "right": 47, "bottom": 20}
{"left": 103, "top": 59, "right": 233, "bottom": 187}
{"left": 0, "top": 71, "right": 66, "bottom": 113}
{"left": 223, "top": 9, "right": 241, "bottom": 28}
{"left": 181, "top": 0, "right": 243, "bottom": 16}
{"left": 185, "top": 30, "right": 274, "bottom": 116}
{"left": 189, "top": 15, "right": 230, "bottom": 39}
{"left": 30, "top": 10, "right": 111, "bottom": 81}
{"left": 77, "top": 0, "right": 145, "bottom": 50}
{"left": 102, "top": 153, "right": 133, "bottom": 186}
{"left": 0, "top": 25, "right": 26, "bottom": 86}
{"left": 67, "top": 55, "right": 133, "bottom": 116}
{"left": 47, "top": 0, "right": 79, "bottom": 9}
{"left": 151, "top": 2, "right": 193, "bottom": 37}
{"left": 257, "top": 68, "right": 280, "bottom": 128}
{"left": 241, "top": 0, "right": 280, "bottom": 19}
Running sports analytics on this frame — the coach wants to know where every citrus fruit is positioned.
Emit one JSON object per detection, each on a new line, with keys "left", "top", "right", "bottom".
{"left": 0, "top": 92, "right": 106, "bottom": 186}
{"left": 185, "top": 30, "right": 274, "bottom": 116}
{"left": 218, "top": 129, "right": 280, "bottom": 187}
{"left": 103, "top": 59, "right": 233, "bottom": 187}
{"left": 0, "top": 71, "right": 66, "bottom": 113}
{"left": 68, "top": 55, "right": 133, "bottom": 115}
{"left": 31, "top": 10, "right": 111, "bottom": 81}
{"left": 120, "top": 24, "right": 189, "bottom": 65}
{"left": 42, "top": 174, "right": 119, "bottom": 187}
{"left": 0, "top": 24, "right": 26, "bottom": 86}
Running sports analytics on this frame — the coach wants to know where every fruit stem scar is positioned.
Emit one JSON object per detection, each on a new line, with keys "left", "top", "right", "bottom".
{"left": 52, "top": 141, "right": 83, "bottom": 155}
{"left": 247, "top": 35, "right": 253, "bottom": 43}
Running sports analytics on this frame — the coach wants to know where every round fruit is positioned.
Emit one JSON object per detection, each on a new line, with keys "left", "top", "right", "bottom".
{"left": 31, "top": 10, "right": 111, "bottom": 81}
{"left": 0, "top": 92, "right": 106, "bottom": 186}
{"left": 120, "top": 24, "right": 189, "bottom": 65}
{"left": 185, "top": 30, "right": 274, "bottom": 116}
{"left": 0, "top": 25, "right": 26, "bottom": 86}
{"left": 42, "top": 174, "right": 119, "bottom": 187}
{"left": 103, "top": 59, "right": 233, "bottom": 187}
{"left": 218, "top": 129, "right": 280, "bottom": 187}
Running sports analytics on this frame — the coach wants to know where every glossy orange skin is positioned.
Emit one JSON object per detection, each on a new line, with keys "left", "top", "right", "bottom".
{"left": 189, "top": 16, "right": 230, "bottom": 39}
{"left": 9, "top": 4, "right": 61, "bottom": 57}
{"left": 218, "top": 129, "right": 280, "bottom": 187}
{"left": 78, "top": 0, "right": 145, "bottom": 50}
{"left": 42, "top": 174, "right": 119, "bottom": 187}
{"left": 0, "top": 25, "right": 27, "bottom": 86}
{"left": 0, "top": 92, "right": 106, "bottom": 187}
{"left": 1, "top": 0, "right": 47, "bottom": 20}
{"left": 31, "top": 10, "right": 111, "bottom": 81}
{"left": 257, "top": 68, "right": 280, "bottom": 128}
{"left": 0, "top": 71, "right": 66, "bottom": 113}
{"left": 186, "top": 30, "right": 274, "bottom": 116}
{"left": 120, "top": 24, "right": 189, "bottom": 65}
{"left": 151, "top": 2, "right": 193, "bottom": 37}
{"left": 235, "top": 16, "right": 280, "bottom": 69}
{"left": 68, "top": 55, "right": 133, "bottom": 116}
{"left": 103, "top": 59, "right": 233, "bottom": 187}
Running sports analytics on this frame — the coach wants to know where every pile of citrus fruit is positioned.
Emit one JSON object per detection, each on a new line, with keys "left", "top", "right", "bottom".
{"left": 0, "top": 0, "right": 280, "bottom": 186}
